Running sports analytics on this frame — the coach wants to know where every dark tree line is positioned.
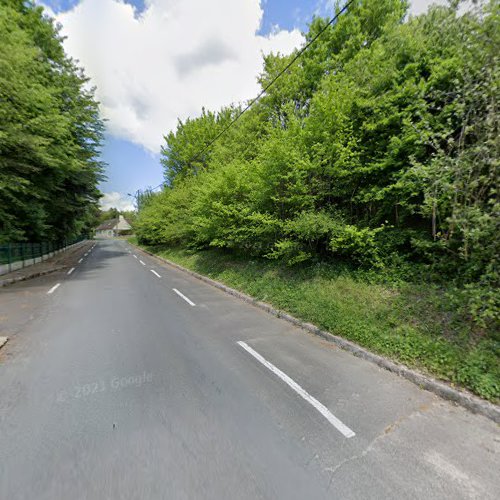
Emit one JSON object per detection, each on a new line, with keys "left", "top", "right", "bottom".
{"left": 0, "top": 0, "right": 105, "bottom": 243}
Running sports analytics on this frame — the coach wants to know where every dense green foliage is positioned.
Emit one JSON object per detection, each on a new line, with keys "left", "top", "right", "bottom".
{"left": 135, "top": 0, "right": 499, "bottom": 331}
{"left": 0, "top": 0, "right": 104, "bottom": 243}
{"left": 98, "top": 207, "right": 120, "bottom": 223}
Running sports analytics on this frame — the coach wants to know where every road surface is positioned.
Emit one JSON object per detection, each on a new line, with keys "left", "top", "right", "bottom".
{"left": 0, "top": 239, "right": 498, "bottom": 499}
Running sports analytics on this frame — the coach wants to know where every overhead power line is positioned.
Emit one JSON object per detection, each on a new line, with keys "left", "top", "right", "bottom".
{"left": 147, "top": 0, "right": 355, "bottom": 194}
{"left": 188, "top": 0, "right": 355, "bottom": 164}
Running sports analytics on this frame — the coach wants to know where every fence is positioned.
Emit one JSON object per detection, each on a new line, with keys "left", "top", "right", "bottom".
{"left": 0, "top": 236, "right": 86, "bottom": 276}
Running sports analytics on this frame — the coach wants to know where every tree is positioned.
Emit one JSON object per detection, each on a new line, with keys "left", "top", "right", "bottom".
{"left": 0, "top": 0, "right": 104, "bottom": 242}
{"left": 136, "top": 0, "right": 498, "bottom": 326}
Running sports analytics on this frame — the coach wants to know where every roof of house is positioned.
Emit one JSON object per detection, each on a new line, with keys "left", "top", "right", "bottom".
{"left": 96, "top": 216, "right": 132, "bottom": 231}
{"left": 96, "top": 218, "right": 119, "bottom": 231}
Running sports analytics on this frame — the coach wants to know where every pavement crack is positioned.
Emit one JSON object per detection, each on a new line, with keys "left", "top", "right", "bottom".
{"left": 325, "top": 401, "right": 436, "bottom": 490}
{"left": 326, "top": 432, "right": 385, "bottom": 490}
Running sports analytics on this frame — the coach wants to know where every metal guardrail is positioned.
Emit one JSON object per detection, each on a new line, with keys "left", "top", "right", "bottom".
{"left": 0, "top": 236, "right": 86, "bottom": 275}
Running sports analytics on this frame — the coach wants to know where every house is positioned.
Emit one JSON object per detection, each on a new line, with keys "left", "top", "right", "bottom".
{"left": 95, "top": 215, "right": 132, "bottom": 238}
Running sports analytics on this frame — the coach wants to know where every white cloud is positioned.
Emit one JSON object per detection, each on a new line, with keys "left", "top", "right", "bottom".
{"left": 49, "top": 0, "right": 303, "bottom": 153}
{"left": 45, "top": 0, "right": 461, "bottom": 155}
{"left": 315, "top": 0, "right": 448, "bottom": 17}
{"left": 100, "top": 192, "right": 135, "bottom": 212}
{"left": 410, "top": 0, "right": 448, "bottom": 16}
{"left": 410, "top": 0, "right": 477, "bottom": 16}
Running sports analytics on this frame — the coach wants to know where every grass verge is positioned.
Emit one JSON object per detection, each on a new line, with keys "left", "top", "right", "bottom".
{"left": 130, "top": 238, "right": 499, "bottom": 403}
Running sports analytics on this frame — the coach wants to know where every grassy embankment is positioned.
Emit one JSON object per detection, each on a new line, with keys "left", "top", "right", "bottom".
{"left": 130, "top": 238, "right": 499, "bottom": 403}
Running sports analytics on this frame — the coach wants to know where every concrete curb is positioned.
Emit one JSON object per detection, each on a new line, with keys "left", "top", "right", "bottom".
{"left": 133, "top": 243, "right": 500, "bottom": 424}
{"left": 0, "top": 336, "right": 8, "bottom": 351}
{"left": 0, "top": 266, "right": 65, "bottom": 288}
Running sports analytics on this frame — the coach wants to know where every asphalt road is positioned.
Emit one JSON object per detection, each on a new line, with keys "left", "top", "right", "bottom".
{"left": 0, "top": 239, "right": 498, "bottom": 499}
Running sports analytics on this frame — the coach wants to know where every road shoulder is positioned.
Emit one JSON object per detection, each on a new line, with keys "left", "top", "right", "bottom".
{"left": 0, "top": 241, "right": 94, "bottom": 351}
{"left": 130, "top": 241, "right": 500, "bottom": 424}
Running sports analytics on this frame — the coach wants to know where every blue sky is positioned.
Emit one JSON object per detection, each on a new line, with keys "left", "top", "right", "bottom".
{"left": 94, "top": 0, "right": 327, "bottom": 199}
{"left": 43, "top": 0, "right": 435, "bottom": 210}
{"left": 46, "top": 1, "right": 324, "bottom": 30}
{"left": 41, "top": 0, "right": 332, "bottom": 209}
{"left": 95, "top": 0, "right": 324, "bottom": 197}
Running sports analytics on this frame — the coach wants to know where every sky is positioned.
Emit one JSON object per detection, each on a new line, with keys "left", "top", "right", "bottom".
{"left": 39, "top": 0, "right": 445, "bottom": 211}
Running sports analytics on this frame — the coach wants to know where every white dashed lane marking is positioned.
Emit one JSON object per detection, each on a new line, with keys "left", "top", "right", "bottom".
{"left": 173, "top": 288, "right": 195, "bottom": 307}
{"left": 47, "top": 283, "right": 61, "bottom": 295}
{"left": 237, "top": 341, "right": 355, "bottom": 438}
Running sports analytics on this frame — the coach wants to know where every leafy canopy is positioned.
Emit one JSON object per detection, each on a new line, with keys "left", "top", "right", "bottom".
{"left": 0, "top": 0, "right": 105, "bottom": 243}
{"left": 136, "top": 0, "right": 499, "bottom": 328}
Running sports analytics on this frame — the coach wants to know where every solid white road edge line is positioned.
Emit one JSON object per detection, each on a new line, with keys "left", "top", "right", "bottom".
{"left": 237, "top": 341, "right": 356, "bottom": 438}
{"left": 47, "top": 283, "right": 61, "bottom": 295}
{"left": 150, "top": 270, "right": 161, "bottom": 278}
{"left": 67, "top": 267, "right": 75, "bottom": 275}
{"left": 172, "top": 288, "right": 196, "bottom": 306}
{"left": 140, "top": 260, "right": 146, "bottom": 266}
